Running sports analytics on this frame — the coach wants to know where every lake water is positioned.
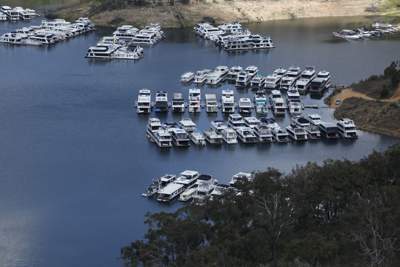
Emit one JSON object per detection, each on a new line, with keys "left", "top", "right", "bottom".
{"left": 0, "top": 16, "right": 399, "bottom": 267}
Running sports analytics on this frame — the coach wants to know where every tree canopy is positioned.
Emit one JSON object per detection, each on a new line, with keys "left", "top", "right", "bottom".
{"left": 122, "top": 145, "right": 400, "bottom": 267}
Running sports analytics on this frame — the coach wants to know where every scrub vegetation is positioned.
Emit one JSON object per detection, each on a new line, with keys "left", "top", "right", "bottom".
{"left": 328, "top": 62, "right": 400, "bottom": 138}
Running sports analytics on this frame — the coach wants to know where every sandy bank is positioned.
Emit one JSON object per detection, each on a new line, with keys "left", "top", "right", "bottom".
{"left": 56, "top": 0, "right": 382, "bottom": 27}
{"left": 328, "top": 87, "right": 400, "bottom": 108}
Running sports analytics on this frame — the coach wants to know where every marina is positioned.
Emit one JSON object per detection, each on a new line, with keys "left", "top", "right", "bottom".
{"left": 0, "top": 5, "right": 38, "bottom": 21}
{"left": 333, "top": 22, "right": 400, "bottom": 40}
{"left": 143, "top": 170, "right": 248, "bottom": 204}
{"left": 179, "top": 64, "right": 331, "bottom": 94}
{"left": 0, "top": 17, "right": 94, "bottom": 46}
{"left": 1, "top": 16, "right": 400, "bottom": 267}
{"left": 194, "top": 21, "right": 274, "bottom": 52}
{"left": 86, "top": 23, "right": 163, "bottom": 60}
{"left": 145, "top": 114, "right": 358, "bottom": 148}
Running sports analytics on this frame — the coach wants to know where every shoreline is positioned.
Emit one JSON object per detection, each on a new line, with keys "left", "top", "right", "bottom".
{"left": 48, "top": 0, "right": 396, "bottom": 28}
{"left": 327, "top": 88, "right": 400, "bottom": 139}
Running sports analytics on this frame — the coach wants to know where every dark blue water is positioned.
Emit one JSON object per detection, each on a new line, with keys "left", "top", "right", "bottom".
{"left": 0, "top": 17, "right": 399, "bottom": 267}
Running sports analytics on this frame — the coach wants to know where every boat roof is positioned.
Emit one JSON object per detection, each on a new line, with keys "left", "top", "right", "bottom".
{"left": 229, "top": 113, "right": 243, "bottom": 119}
{"left": 205, "top": 94, "right": 217, "bottom": 100}
{"left": 244, "top": 117, "right": 260, "bottom": 123}
{"left": 308, "top": 113, "right": 321, "bottom": 119}
{"left": 198, "top": 174, "right": 212, "bottom": 181}
{"left": 160, "top": 174, "right": 176, "bottom": 182}
{"left": 158, "top": 183, "right": 184, "bottom": 195}
{"left": 180, "top": 170, "right": 199, "bottom": 177}
{"left": 179, "top": 119, "right": 196, "bottom": 126}
{"left": 189, "top": 88, "right": 200, "bottom": 93}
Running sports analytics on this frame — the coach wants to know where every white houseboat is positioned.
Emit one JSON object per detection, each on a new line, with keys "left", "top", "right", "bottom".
{"left": 136, "top": 89, "right": 151, "bottom": 114}
{"left": 188, "top": 88, "right": 201, "bottom": 113}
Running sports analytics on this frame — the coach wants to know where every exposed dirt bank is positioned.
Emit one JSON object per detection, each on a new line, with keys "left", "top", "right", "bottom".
{"left": 54, "top": 0, "right": 383, "bottom": 28}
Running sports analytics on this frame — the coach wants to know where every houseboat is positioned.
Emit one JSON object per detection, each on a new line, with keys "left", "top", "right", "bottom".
{"left": 172, "top": 93, "right": 185, "bottom": 113}
{"left": 306, "top": 113, "right": 322, "bottom": 125}
{"left": 254, "top": 91, "right": 268, "bottom": 114}
{"left": 221, "top": 127, "right": 238, "bottom": 144}
{"left": 146, "top": 117, "right": 162, "bottom": 140}
{"left": 211, "top": 120, "right": 228, "bottom": 133}
{"left": 264, "top": 74, "right": 281, "bottom": 90}
{"left": 228, "top": 114, "right": 246, "bottom": 129}
{"left": 221, "top": 89, "right": 235, "bottom": 113}
{"left": 113, "top": 25, "right": 139, "bottom": 42}
{"left": 235, "top": 71, "right": 251, "bottom": 87}
{"left": 337, "top": 118, "right": 358, "bottom": 138}
{"left": 157, "top": 182, "right": 185, "bottom": 203}
{"left": 169, "top": 128, "right": 191, "bottom": 147}
{"left": 238, "top": 97, "right": 253, "bottom": 114}
{"left": 288, "top": 101, "right": 302, "bottom": 116}
{"left": 319, "top": 122, "right": 340, "bottom": 139}
{"left": 254, "top": 123, "right": 274, "bottom": 143}
{"left": 333, "top": 29, "right": 363, "bottom": 40}
{"left": 236, "top": 127, "right": 258, "bottom": 143}
{"left": 175, "top": 170, "right": 200, "bottom": 187}
{"left": 205, "top": 94, "right": 218, "bottom": 113}
{"left": 154, "top": 91, "right": 168, "bottom": 112}
{"left": 306, "top": 124, "right": 321, "bottom": 140}
{"left": 286, "top": 124, "right": 308, "bottom": 141}
{"left": 226, "top": 66, "right": 243, "bottom": 82}
{"left": 153, "top": 129, "right": 173, "bottom": 148}
{"left": 272, "top": 97, "right": 286, "bottom": 116}
{"left": 178, "top": 118, "right": 197, "bottom": 133}
{"left": 189, "top": 131, "right": 206, "bottom": 146}
{"left": 188, "top": 88, "right": 201, "bottom": 113}
{"left": 273, "top": 68, "right": 287, "bottom": 78}
{"left": 230, "top": 172, "right": 253, "bottom": 186}
{"left": 250, "top": 75, "right": 265, "bottom": 89}
{"left": 194, "top": 69, "right": 211, "bottom": 85}
{"left": 244, "top": 116, "right": 261, "bottom": 129}
{"left": 181, "top": 72, "right": 195, "bottom": 83}
{"left": 206, "top": 66, "right": 229, "bottom": 86}
{"left": 136, "top": 89, "right": 151, "bottom": 114}
{"left": 86, "top": 43, "right": 121, "bottom": 59}
{"left": 204, "top": 129, "right": 223, "bottom": 145}
{"left": 142, "top": 174, "right": 176, "bottom": 198}
{"left": 309, "top": 71, "right": 331, "bottom": 94}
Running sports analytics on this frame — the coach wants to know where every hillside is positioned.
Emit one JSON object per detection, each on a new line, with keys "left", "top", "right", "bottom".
{"left": 21, "top": 0, "right": 384, "bottom": 27}
{"left": 327, "top": 62, "right": 400, "bottom": 138}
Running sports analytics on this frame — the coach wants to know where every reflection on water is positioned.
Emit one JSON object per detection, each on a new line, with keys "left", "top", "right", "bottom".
{"left": 0, "top": 16, "right": 399, "bottom": 267}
